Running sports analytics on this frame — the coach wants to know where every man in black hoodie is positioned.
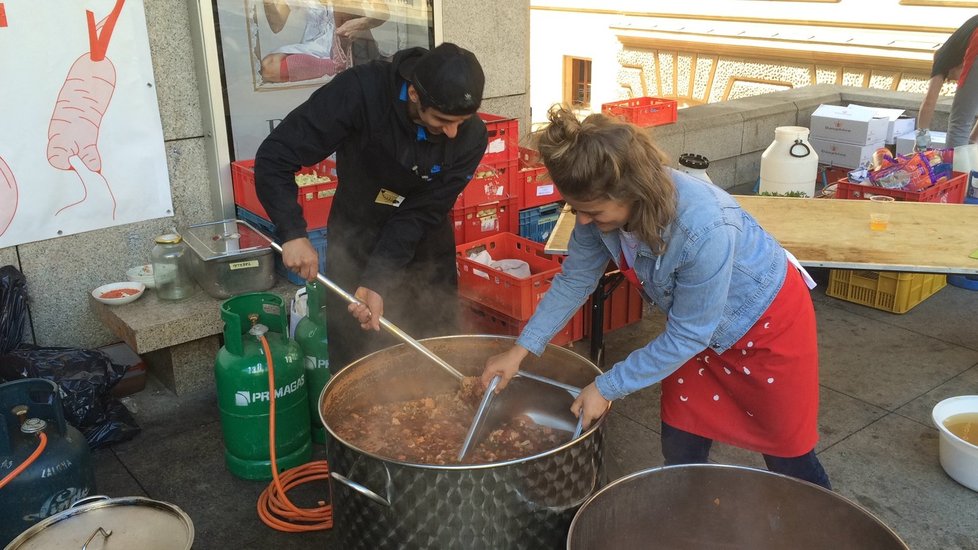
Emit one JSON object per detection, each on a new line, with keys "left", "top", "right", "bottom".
{"left": 255, "top": 43, "right": 488, "bottom": 370}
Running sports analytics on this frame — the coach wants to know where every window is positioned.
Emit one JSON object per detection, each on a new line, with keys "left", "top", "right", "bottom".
{"left": 211, "top": 0, "right": 435, "bottom": 160}
{"left": 564, "top": 57, "right": 592, "bottom": 108}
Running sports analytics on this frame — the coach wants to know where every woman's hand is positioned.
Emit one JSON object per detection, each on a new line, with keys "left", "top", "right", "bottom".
{"left": 571, "top": 382, "right": 610, "bottom": 429}
{"left": 349, "top": 286, "right": 383, "bottom": 331}
{"left": 481, "top": 345, "right": 529, "bottom": 391}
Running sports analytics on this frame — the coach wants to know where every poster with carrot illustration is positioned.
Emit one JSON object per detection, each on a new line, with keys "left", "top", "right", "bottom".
{"left": 0, "top": 0, "right": 171, "bottom": 248}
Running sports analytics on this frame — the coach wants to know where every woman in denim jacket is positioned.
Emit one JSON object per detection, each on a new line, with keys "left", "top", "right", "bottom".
{"left": 481, "top": 106, "right": 830, "bottom": 488}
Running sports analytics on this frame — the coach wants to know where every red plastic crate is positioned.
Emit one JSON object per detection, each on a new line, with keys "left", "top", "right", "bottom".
{"left": 518, "top": 146, "right": 542, "bottom": 167}
{"left": 231, "top": 159, "right": 337, "bottom": 229}
{"left": 456, "top": 233, "right": 563, "bottom": 320}
{"left": 518, "top": 166, "right": 561, "bottom": 210}
{"left": 835, "top": 170, "right": 967, "bottom": 203}
{"left": 479, "top": 112, "right": 519, "bottom": 165}
{"left": 457, "top": 159, "right": 518, "bottom": 208}
{"left": 450, "top": 196, "right": 519, "bottom": 244}
{"left": 601, "top": 97, "right": 678, "bottom": 127}
{"left": 583, "top": 276, "right": 644, "bottom": 335}
{"left": 459, "top": 297, "right": 583, "bottom": 346}
{"left": 516, "top": 147, "right": 561, "bottom": 210}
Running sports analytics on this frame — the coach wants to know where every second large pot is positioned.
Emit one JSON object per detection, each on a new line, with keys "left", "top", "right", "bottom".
{"left": 320, "top": 335, "right": 604, "bottom": 550}
{"left": 567, "top": 464, "right": 909, "bottom": 549}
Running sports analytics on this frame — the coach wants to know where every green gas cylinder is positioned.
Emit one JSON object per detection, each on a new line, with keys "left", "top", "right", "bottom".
{"left": 293, "top": 281, "right": 331, "bottom": 444}
{"left": 215, "top": 292, "right": 311, "bottom": 480}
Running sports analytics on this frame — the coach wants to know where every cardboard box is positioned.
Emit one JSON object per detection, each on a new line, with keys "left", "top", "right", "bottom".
{"left": 895, "top": 130, "right": 947, "bottom": 156}
{"left": 848, "top": 105, "right": 916, "bottom": 144}
{"left": 810, "top": 137, "right": 885, "bottom": 169}
{"left": 810, "top": 104, "right": 890, "bottom": 145}
{"left": 888, "top": 116, "right": 917, "bottom": 144}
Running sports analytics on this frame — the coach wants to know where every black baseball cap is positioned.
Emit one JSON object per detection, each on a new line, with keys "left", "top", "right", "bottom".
{"left": 410, "top": 43, "right": 485, "bottom": 116}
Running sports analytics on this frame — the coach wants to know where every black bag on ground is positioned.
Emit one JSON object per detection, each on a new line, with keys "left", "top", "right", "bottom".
{"left": 0, "top": 345, "right": 141, "bottom": 448}
{"left": 0, "top": 265, "right": 29, "bottom": 354}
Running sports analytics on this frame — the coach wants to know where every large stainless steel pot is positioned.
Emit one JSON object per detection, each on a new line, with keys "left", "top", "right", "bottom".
{"left": 567, "top": 464, "right": 909, "bottom": 549}
{"left": 319, "top": 335, "right": 605, "bottom": 550}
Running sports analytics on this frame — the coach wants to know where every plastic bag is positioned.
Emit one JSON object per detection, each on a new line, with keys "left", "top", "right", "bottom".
{"left": 0, "top": 265, "right": 29, "bottom": 354}
{"left": 0, "top": 345, "right": 141, "bottom": 448}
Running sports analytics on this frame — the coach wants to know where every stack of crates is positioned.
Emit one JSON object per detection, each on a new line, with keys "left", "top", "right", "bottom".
{"left": 230, "top": 159, "right": 334, "bottom": 285}
{"left": 450, "top": 113, "right": 521, "bottom": 244}
{"left": 825, "top": 167, "right": 966, "bottom": 313}
{"left": 516, "top": 147, "right": 564, "bottom": 245}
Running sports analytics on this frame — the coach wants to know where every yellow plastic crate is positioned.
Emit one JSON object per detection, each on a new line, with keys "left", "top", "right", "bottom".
{"left": 826, "top": 270, "right": 947, "bottom": 314}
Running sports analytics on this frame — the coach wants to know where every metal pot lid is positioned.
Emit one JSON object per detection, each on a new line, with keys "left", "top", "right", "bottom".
{"left": 181, "top": 219, "right": 271, "bottom": 262}
{"left": 5, "top": 496, "right": 194, "bottom": 550}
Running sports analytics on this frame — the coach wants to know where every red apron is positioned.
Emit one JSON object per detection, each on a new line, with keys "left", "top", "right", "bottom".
{"left": 620, "top": 255, "right": 820, "bottom": 458}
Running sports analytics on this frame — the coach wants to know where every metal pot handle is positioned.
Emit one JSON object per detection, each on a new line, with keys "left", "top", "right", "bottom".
{"left": 71, "top": 495, "right": 111, "bottom": 508}
{"left": 331, "top": 472, "right": 391, "bottom": 507}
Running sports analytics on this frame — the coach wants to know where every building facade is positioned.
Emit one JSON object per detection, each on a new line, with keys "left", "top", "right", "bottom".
{"left": 531, "top": 0, "right": 977, "bottom": 126}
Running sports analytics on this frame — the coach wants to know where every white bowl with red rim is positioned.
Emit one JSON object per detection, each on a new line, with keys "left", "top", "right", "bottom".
{"left": 92, "top": 282, "right": 146, "bottom": 306}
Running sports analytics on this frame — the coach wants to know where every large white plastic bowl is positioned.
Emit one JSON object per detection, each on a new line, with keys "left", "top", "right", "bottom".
{"left": 932, "top": 395, "right": 978, "bottom": 492}
{"left": 126, "top": 263, "right": 155, "bottom": 288}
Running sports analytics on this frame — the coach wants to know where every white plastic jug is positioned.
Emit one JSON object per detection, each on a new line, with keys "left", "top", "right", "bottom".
{"left": 759, "top": 126, "right": 819, "bottom": 197}
{"left": 952, "top": 143, "right": 978, "bottom": 174}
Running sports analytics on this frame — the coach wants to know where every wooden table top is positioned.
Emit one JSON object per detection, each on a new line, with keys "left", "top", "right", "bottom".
{"left": 546, "top": 197, "right": 978, "bottom": 275}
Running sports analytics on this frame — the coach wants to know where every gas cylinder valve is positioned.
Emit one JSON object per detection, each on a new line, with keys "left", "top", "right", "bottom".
{"left": 20, "top": 417, "right": 46, "bottom": 435}
{"left": 247, "top": 313, "right": 269, "bottom": 338}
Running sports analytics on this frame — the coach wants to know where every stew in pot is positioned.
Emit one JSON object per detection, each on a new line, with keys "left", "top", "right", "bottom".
{"left": 332, "top": 378, "right": 564, "bottom": 464}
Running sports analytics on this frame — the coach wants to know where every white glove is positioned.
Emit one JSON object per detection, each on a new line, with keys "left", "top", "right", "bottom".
{"left": 915, "top": 128, "right": 932, "bottom": 151}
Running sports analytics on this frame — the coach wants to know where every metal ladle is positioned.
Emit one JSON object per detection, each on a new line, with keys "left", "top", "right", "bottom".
{"left": 458, "top": 375, "right": 501, "bottom": 462}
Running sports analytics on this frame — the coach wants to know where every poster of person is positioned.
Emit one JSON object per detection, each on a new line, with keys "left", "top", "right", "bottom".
{"left": 215, "top": 0, "right": 434, "bottom": 160}
{"left": 0, "top": 0, "right": 172, "bottom": 248}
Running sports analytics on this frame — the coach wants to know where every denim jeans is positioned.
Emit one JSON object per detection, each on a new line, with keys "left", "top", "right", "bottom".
{"left": 660, "top": 421, "right": 832, "bottom": 490}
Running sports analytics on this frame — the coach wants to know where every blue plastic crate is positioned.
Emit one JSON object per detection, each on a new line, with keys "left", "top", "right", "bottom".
{"left": 518, "top": 202, "right": 562, "bottom": 244}
{"left": 236, "top": 207, "right": 276, "bottom": 235}
{"left": 236, "top": 207, "right": 327, "bottom": 285}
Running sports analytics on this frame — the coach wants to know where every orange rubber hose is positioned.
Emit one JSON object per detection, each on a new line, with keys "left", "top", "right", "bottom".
{"left": 256, "top": 334, "right": 333, "bottom": 532}
{"left": 0, "top": 432, "right": 47, "bottom": 490}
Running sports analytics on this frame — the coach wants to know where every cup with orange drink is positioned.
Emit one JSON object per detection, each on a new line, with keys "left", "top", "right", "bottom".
{"left": 868, "top": 195, "right": 895, "bottom": 231}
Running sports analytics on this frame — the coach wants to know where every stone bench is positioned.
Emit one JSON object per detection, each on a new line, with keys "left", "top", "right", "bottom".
{"left": 89, "top": 279, "right": 300, "bottom": 395}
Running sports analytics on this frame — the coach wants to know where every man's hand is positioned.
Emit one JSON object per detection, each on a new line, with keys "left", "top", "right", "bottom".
{"left": 481, "top": 345, "right": 529, "bottom": 391}
{"left": 571, "top": 382, "right": 611, "bottom": 429}
{"left": 349, "top": 286, "right": 383, "bottom": 331}
{"left": 281, "top": 238, "right": 319, "bottom": 281}
{"left": 914, "top": 128, "right": 932, "bottom": 152}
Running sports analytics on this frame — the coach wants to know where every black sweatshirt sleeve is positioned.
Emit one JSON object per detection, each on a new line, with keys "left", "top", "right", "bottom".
{"left": 358, "top": 125, "right": 488, "bottom": 296}
{"left": 254, "top": 70, "right": 366, "bottom": 243}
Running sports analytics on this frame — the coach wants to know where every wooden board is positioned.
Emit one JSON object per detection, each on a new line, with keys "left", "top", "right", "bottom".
{"left": 545, "top": 197, "right": 978, "bottom": 275}
{"left": 545, "top": 204, "right": 575, "bottom": 255}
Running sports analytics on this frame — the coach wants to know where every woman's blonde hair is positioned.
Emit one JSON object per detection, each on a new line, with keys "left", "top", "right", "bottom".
{"left": 533, "top": 105, "right": 676, "bottom": 254}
